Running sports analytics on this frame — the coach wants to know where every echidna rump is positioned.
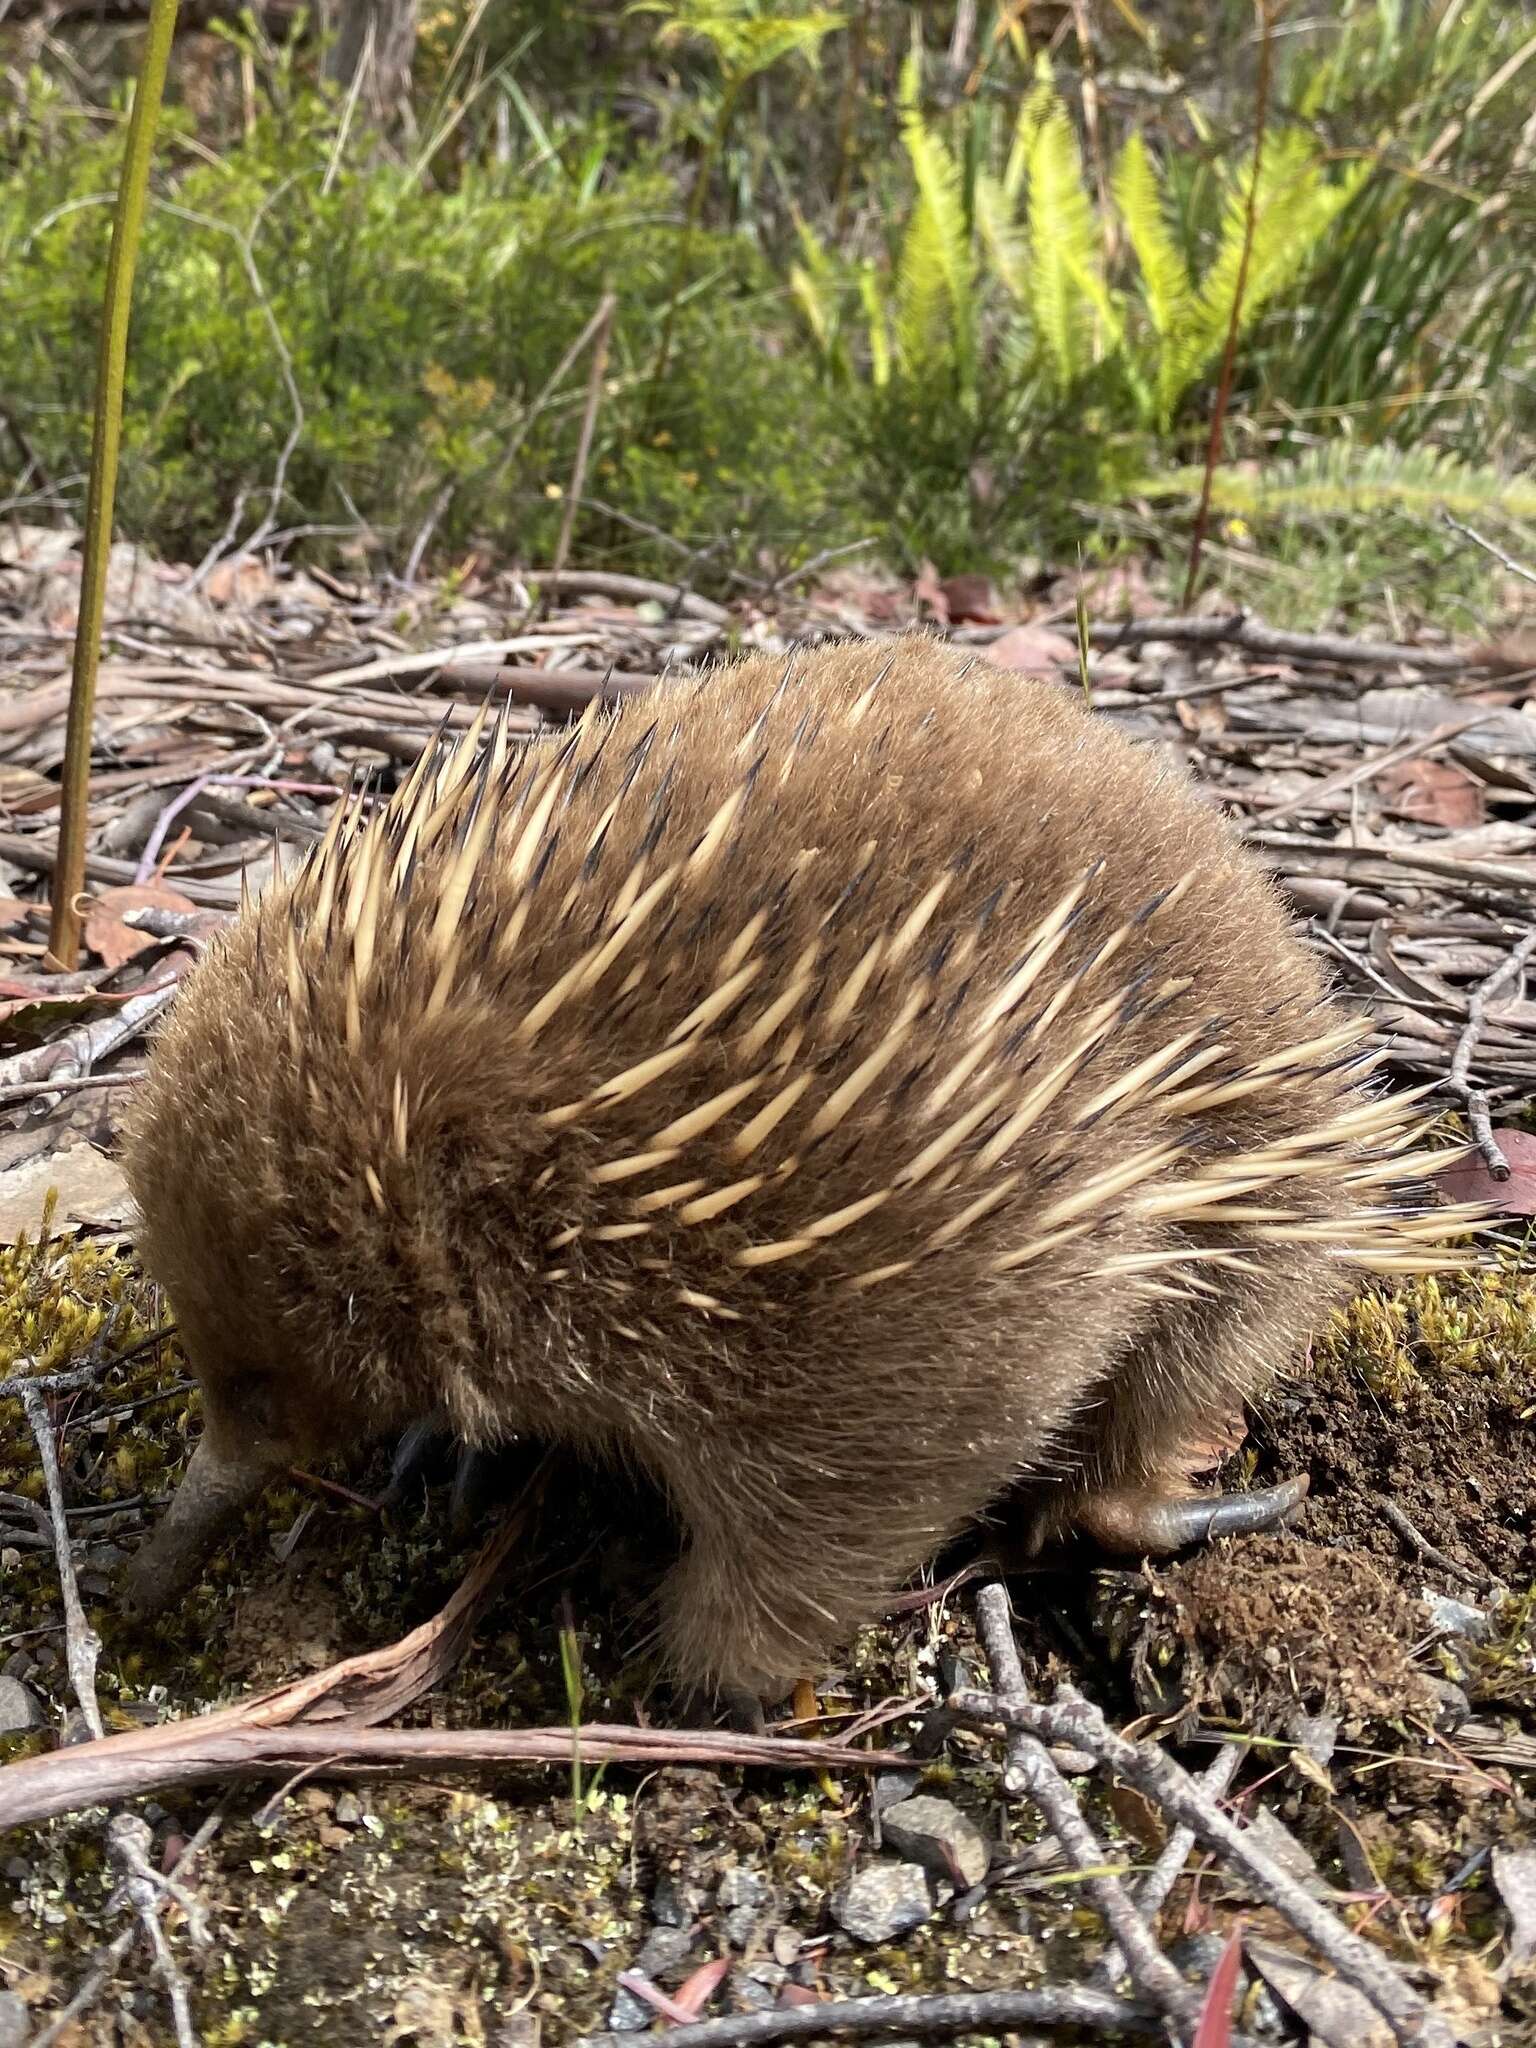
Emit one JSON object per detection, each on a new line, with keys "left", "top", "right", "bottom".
{"left": 119, "top": 637, "right": 1483, "bottom": 1705}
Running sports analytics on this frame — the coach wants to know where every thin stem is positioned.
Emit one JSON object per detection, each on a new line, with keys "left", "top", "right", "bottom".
{"left": 49, "top": 0, "right": 181, "bottom": 968}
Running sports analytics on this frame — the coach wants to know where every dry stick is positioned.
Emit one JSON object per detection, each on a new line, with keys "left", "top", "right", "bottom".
{"left": 548, "top": 292, "right": 616, "bottom": 587}
{"left": 1181, "top": 0, "right": 1278, "bottom": 608}
{"left": 968, "top": 1585, "right": 1198, "bottom": 2037}
{"left": 575, "top": 1985, "right": 1167, "bottom": 2048}
{"left": 29, "top": 1807, "right": 223, "bottom": 2048}
{"left": 1444, "top": 926, "right": 1536, "bottom": 1177}
{"left": 22, "top": 1384, "right": 200, "bottom": 2047}
{"left": 1081, "top": 611, "right": 1472, "bottom": 671}
{"left": 1092, "top": 1742, "right": 1244, "bottom": 1989}
{"left": 0, "top": 1720, "right": 909, "bottom": 1830}
{"left": 1441, "top": 510, "right": 1536, "bottom": 591}
{"left": 1380, "top": 1500, "right": 1489, "bottom": 1591}
{"left": 1249, "top": 717, "right": 1491, "bottom": 830}
{"left": 948, "top": 1689, "right": 1456, "bottom": 2048}
{"left": 47, "top": 0, "right": 180, "bottom": 970}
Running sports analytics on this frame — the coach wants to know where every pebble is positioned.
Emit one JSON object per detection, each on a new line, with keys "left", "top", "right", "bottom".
{"left": 1422, "top": 1591, "right": 1491, "bottom": 1643}
{"left": 717, "top": 1865, "right": 770, "bottom": 1949}
{"left": 731, "top": 1960, "right": 786, "bottom": 2012}
{"left": 0, "top": 1993, "right": 29, "bottom": 2048}
{"left": 879, "top": 1795, "right": 990, "bottom": 1889}
{"left": 871, "top": 1769, "right": 921, "bottom": 1815}
{"left": 649, "top": 1871, "right": 701, "bottom": 1927}
{"left": 604, "top": 1924, "right": 697, "bottom": 2033}
{"left": 0, "top": 1677, "right": 45, "bottom": 1735}
{"left": 333, "top": 1792, "right": 364, "bottom": 1826}
{"left": 832, "top": 1862, "right": 933, "bottom": 1944}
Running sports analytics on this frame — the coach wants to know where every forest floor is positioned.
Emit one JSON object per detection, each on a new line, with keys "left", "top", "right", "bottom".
{"left": 0, "top": 529, "right": 1534, "bottom": 2046}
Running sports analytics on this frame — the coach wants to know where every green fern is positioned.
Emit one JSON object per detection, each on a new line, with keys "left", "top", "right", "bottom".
{"left": 1023, "top": 102, "right": 1110, "bottom": 393}
{"left": 1139, "top": 445, "right": 1536, "bottom": 522}
{"left": 1159, "top": 131, "right": 1368, "bottom": 422}
{"left": 1112, "top": 130, "right": 1191, "bottom": 421}
{"left": 895, "top": 45, "right": 976, "bottom": 399}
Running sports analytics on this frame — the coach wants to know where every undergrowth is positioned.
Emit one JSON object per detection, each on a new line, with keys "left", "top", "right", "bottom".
{"left": 1, "top": 1, "right": 1533, "bottom": 603}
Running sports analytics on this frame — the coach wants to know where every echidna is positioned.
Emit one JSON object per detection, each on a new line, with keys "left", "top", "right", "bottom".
{"left": 118, "top": 637, "right": 1482, "bottom": 1707}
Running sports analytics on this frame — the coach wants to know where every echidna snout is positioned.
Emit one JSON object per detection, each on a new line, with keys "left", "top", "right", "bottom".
{"left": 118, "top": 636, "right": 1485, "bottom": 1702}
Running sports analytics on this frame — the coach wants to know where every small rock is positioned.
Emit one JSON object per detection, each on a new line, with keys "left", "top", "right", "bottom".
{"left": 604, "top": 1925, "right": 698, "bottom": 2033}
{"left": 0, "top": 1677, "right": 45, "bottom": 1735}
{"left": 871, "top": 1770, "right": 921, "bottom": 1815}
{"left": 731, "top": 1960, "right": 786, "bottom": 2013}
{"left": 650, "top": 1870, "right": 701, "bottom": 1928}
{"left": 333, "top": 1792, "right": 364, "bottom": 1826}
{"left": 832, "top": 1862, "right": 933, "bottom": 1944}
{"left": 879, "top": 1796, "right": 989, "bottom": 1889}
{"left": 770, "top": 1926, "right": 801, "bottom": 1967}
{"left": 3, "top": 1857, "right": 30, "bottom": 1883}
{"left": 1, "top": 1651, "right": 33, "bottom": 1683}
{"left": 717, "top": 1866, "right": 767, "bottom": 1913}
{"left": 1288, "top": 1713, "right": 1339, "bottom": 1768}
{"left": 634, "top": 1924, "right": 696, "bottom": 1985}
{"left": 604, "top": 1983, "right": 654, "bottom": 2035}
{"left": 1422, "top": 1591, "right": 1491, "bottom": 1643}
{"left": 0, "top": 1992, "right": 28, "bottom": 2048}
{"left": 1241, "top": 1805, "right": 1328, "bottom": 1897}
{"left": 1431, "top": 1679, "right": 1471, "bottom": 1733}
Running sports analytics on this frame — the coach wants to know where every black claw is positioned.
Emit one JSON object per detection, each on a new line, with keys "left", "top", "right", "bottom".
{"left": 1138, "top": 1482, "right": 1318, "bottom": 1540}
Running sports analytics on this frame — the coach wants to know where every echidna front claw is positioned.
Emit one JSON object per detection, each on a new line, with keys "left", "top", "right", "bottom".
{"left": 1072, "top": 1471, "right": 1310, "bottom": 1555}
{"left": 381, "top": 1417, "right": 525, "bottom": 1536}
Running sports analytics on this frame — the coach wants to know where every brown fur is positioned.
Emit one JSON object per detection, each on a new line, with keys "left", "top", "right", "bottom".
{"left": 119, "top": 637, "right": 1474, "bottom": 1698}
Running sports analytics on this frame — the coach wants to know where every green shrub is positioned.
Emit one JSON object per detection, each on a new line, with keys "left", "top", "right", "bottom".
{"left": 0, "top": 77, "right": 855, "bottom": 577}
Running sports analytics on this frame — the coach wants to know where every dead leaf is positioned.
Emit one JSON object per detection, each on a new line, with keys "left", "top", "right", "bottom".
{"left": 984, "top": 625, "right": 1077, "bottom": 676}
{"left": 0, "top": 897, "right": 35, "bottom": 935}
{"left": 938, "top": 573, "right": 1001, "bottom": 624}
{"left": 82, "top": 883, "right": 198, "bottom": 971}
{"left": 671, "top": 1955, "right": 731, "bottom": 2018}
{"left": 1375, "top": 757, "right": 1484, "bottom": 829}
{"left": 1436, "top": 1131, "right": 1536, "bottom": 1216}
{"left": 1192, "top": 1924, "right": 1244, "bottom": 2048}
{"left": 1107, "top": 1781, "right": 1167, "bottom": 1855}
{"left": 202, "top": 556, "right": 274, "bottom": 607}
{"left": 0, "top": 1140, "right": 134, "bottom": 1245}
{"left": 1244, "top": 1939, "right": 1393, "bottom": 2048}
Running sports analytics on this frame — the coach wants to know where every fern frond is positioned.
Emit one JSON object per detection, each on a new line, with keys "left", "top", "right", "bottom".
{"left": 896, "top": 47, "right": 977, "bottom": 400}
{"left": 1162, "top": 132, "right": 1367, "bottom": 418}
{"left": 1003, "top": 53, "right": 1059, "bottom": 206}
{"left": 1026, "top": 102, "right": 1115, "bottom": 393}
{"left": 858, "top": 260, "right": 891, "bottom": 388}
{"left": 1113, "top": 131, "right": 1192, "bottom": 426}
{"left": 1139, "top": 445, "right": 1536, "bottom": 522}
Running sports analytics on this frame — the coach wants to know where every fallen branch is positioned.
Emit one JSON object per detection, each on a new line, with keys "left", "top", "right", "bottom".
{"left": 0, "top": 1717, "right": 907, "bottom": 1830}
{"left": 1083, "top": 612, "right": 1471, "bottom": 673}
{"left": 0, "top": 1475, "right": 902, "bottom": 1828}
{"left": 948, "top": 1688, "right": 1456, "bottom": 2048}
{"left": 574, "top": 1984, "right": 1166, "bottom": 2048}
{"left": 1444, "top": 925, "right": 1536, "bottom": 1177}
{"left": 969, "top": 1584, "right": 1197, "bottom": 2036}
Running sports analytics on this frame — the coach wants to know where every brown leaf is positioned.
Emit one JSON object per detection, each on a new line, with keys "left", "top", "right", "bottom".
{"left": 1108, "top": 1781, "right": 1168, "bottom": 1855}
{"left": 1437, "top": 1131, "right": 1536, "bottom": 1216}
{"left": 1376, "top": 757, "right": 1484, "bottom": 829}
{"left": 984, "top": 625, "right": 1077, "bottom": 676}
{"left": 671, "top": 1955, "right": 731, "bottom": 2018}
{"left": 83, "top": 883, "right": 198, "bottom": 971}
{"left": 938, "top": 573, "right": 1002, "bottom": 624}
{"left": 0, "top": 896, "right": 35, "bottom": 934}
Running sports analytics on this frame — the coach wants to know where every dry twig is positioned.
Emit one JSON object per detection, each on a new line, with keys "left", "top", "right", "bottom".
{"left": 949, "top": 1688, "right": 1456, "bottom": 2048}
